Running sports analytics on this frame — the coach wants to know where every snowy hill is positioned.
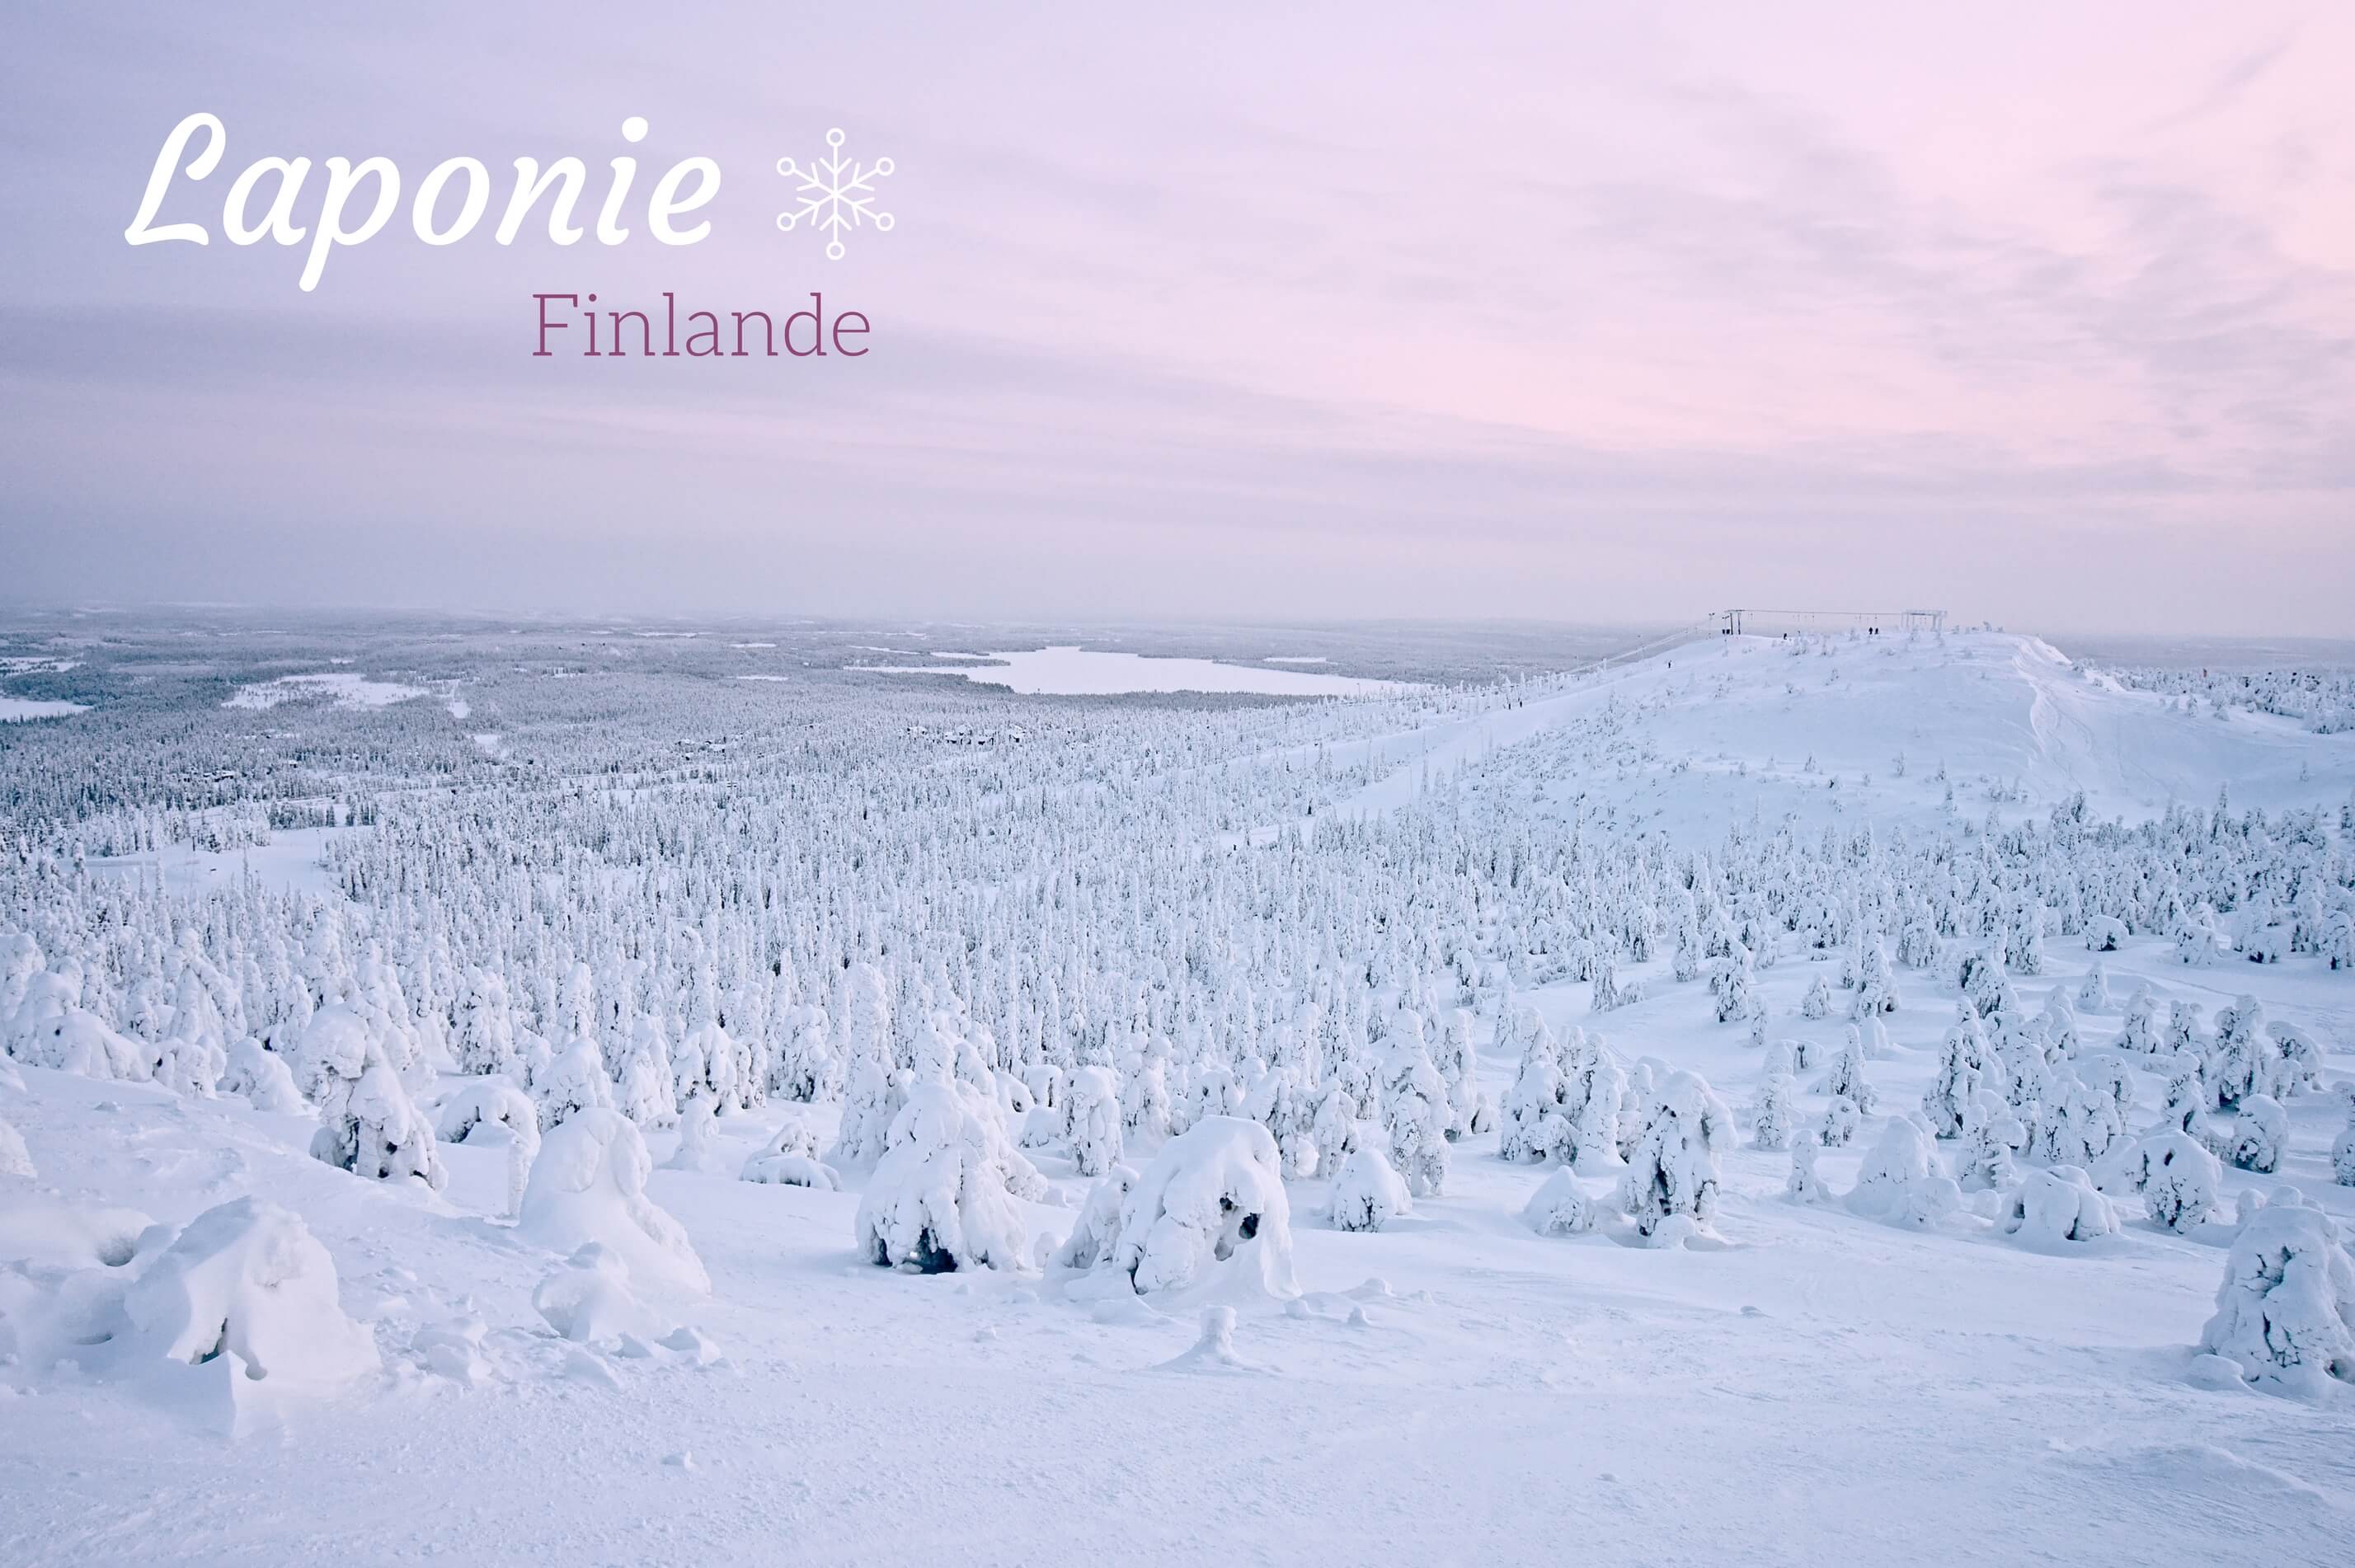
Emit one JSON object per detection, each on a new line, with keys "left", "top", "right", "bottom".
{"left": 3, "top": 620, "right": 2353, "bottom": 1567}
{"left": 1339, "top": 630, "right": 2355, "bottom": 835}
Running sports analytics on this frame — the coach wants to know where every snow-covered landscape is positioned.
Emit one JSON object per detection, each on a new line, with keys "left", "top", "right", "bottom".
{"left": 13, "top": 2, "right": 2355, "bottom": 1560}
{"left": 2, "top": 613, "right": 2353, "bottom": 1566}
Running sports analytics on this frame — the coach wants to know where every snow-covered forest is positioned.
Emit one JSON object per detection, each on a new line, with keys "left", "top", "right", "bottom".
{"left": 4, "top": 615, "right": 2353, "bottom": 1566}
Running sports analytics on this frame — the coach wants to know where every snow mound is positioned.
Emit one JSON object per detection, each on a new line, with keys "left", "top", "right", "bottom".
{"left": 436, "top": 1077, "right": 540, "bottom": 1218}
{"left": 1845, "top": 1119, "right": 1963, "bottom": 1228}
{"left": 533, "top": 1243, "right": 660, "bottom": 1345}
{"left": 2001, "top": 1167, "right": 2119, "bottom": 1248}
{"left": 0, "top": 1114, "right": 32, "bottom": 1181}
{"left": 1156, "top": 1304, "right": 1265, "bottom": 1373}
{"left": 122, "top": 1197, "right": 378, "bottom": 1392}
{"left": 740, "top": 1117, "right": 839, "bottom": 1190}
{"left": 222, "top": 1038, "right": 306, "bottom": 1114}
{"left": 0, "top": 1190, "right": 155, "bottom": 1270}
{"left": 517, "top": 1110, "right": 708, "bottom": 1294}
{"left": 1522, "top": 1167, "right": 1600, "bottom": 1237}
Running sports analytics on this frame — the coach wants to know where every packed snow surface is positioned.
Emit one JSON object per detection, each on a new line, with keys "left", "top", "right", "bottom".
{"left": 2, "top": 626, "right": 2353, "bottom": 1567}
{"left": 855, "top": 646, "right": 1413, "bottom": 696}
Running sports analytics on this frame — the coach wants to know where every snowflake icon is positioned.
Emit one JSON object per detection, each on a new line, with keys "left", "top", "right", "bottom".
{"left": 774, "top": 129, "right": 895, "bottom": 259}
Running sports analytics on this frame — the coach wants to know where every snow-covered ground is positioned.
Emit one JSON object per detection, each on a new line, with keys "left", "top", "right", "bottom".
{"left": 856, "top": 645, "right": 1416, "bottom": 696}
{"left": 3, "top": 627, "right": 2353, "bottom": 1567}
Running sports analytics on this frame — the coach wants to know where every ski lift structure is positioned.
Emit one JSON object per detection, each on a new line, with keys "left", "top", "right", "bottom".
{"left": 1706, "top": 608, "right": 1944, "bottom": 639}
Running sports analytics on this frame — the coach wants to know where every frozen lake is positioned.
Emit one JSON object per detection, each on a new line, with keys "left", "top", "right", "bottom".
{"left": 0, "top": 696, "right": 87, "bottom": 721}
{"left": 853, "top": 646, "right": 1414, "bottom": 697}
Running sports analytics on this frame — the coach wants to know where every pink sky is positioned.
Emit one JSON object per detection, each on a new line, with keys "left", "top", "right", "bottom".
{"left": 4, "top": 2, "right": 2352, "bottom": 633}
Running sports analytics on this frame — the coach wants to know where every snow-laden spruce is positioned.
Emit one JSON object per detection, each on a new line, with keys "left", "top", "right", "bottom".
{"left": 2198, "top": 1200, "right": 2355, "bottom": 1393}
{"left": 1101, "top": 1115, "right": 1297, "bottom": 1298}
{"left": 1846, "top": 1118, "right": 1960, "bottom": 1228}
{"left": 1378, "top": 1031, "right": 1450, "bottom": 1197}
{"left": 1785, "top": 1131, "right": 1831, "bottom": 1204}
{"left": 1619, "top": 1069, "right": 1734, "bottom": 1241}
{"left": 1326, "top": 1145, "right": 1412, "bottom": 1233}
{"left": 1064, "top": 1063, "right": 1125, "bottom": 1177}
{"left": 1055, "top": 1162, "right": 1139, "bottom": 1270}
{"left": 534, "top": 1035, "right": 615, "bottom": 1130}
{"left": 517, "top": 1107, "right": 709, "bottom": 1293}
{"left": 152, "top": 965, "right": 227, "bottom": 1096}
{"left": 2121, "top": 1131, "right": 2221, "bottom": 1233}
{"left": 2226, "top": 1095, "right": 2288, "bottom": 1173}
{"left": 1750, "top": 1069, "right": 1798, "bottom": 1151}
{"left": 301, "top": 1004, "right": 445, "bottom": 1190}
{"left": 1953, "top": 1091, "right": 2020, "bottom": 1192}
{"left": 856, "top": 1081, "right": 1046, "bottom": 1274}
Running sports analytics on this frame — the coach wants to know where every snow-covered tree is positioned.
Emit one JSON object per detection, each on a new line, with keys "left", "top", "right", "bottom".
{"left": 1379, "top": 1035, "right": 1451, "bottom": 1197}
{"left": 1065, "top": 1063, "right": 1125, "bottom": 1177}
{"left": 856, "top": 1082, "right": 1044, "bottom": 1274}
{"left": 1800, "top": 974, "right": 1833, "bottom": 1020}
{"left": 1818, "top": 1093, "right": 1860, "bottom": 1148}
{"left": 300, "top": 1004, "right": 445, "bottom": 1190}
{"left": 2226, "top": 1096, "right": 2288, "bottom": 1174}
{"left": 534, "top": 1036, "right": 615, "bottom": 1131}
{"left": 2075, "top": 958, "right": 2112, "bottom": 1013}
{"left": 1921, "top": 1024, "right": 1984, "bottom": 1138}
{"left": 2123, "top": 1131, "right": 2220, "bottom": 1233}
{"left": 1847, "top": 1119, "right": 1960, "bottom": 1228}
{"left": 1786, "top": 1131, "right": 1830, "bottom": 1204}
{"left": 2113, "top": 984, "right": 2160, "bottom": 1054}
{"left": 2198, "top": 1202, "right": 2355, "bottom": 1393}
{"left": 1497, "top": 1022, "right": 1567, "bottom": 1164}
{"left": 1618, "top": 1069, "right": 1734, "bottom": 1241}
{"left": 1104, "top": 1116, "right": 1297, "bottom": 1297}
{"left": 153, "top": 965, "right": 227, "bottom": 1096}
{"left": 1326, "top": 1146, "right": 1412, "bottom": 1233}
{"left": 1751, "top": 1070, "right": 1798, "bottom": 1152}
{"left": 120, "top": 1197, "right": 378, "bottom": 1390}
{"left": 1953, "top": 1091, "right": 2020, "bottom": 1192}
{"left": 453, "top": 968, "right": 519, "bottom": 1078}
{"left": 1054, "top": 1163, "right": 1138, "bottom": 1270}
{"left": 1817, "top": 1029, "right": 1876, "bottom": 1115}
